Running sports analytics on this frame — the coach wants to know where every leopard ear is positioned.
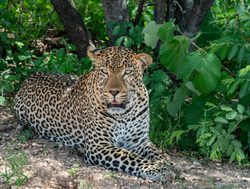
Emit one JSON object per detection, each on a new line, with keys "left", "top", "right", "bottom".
{"left": 87, "top": 41, "right": 99, "bottom": 63}
{"left": 135, "top": 53, "right": 153, "bottom": 69}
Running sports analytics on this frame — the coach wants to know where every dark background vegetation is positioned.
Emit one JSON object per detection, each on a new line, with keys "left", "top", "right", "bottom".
{"left": 0, "top": 0, "right": 250, "bottom": 165}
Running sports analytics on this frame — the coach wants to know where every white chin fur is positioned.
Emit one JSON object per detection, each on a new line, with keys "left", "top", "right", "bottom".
{"left": 107, "top": 107, "right": 126, "bottom": 114}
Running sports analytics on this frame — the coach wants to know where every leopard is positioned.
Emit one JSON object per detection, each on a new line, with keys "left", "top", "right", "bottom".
{"left": 14, "top": 46, "right": 178, "bottom": 182}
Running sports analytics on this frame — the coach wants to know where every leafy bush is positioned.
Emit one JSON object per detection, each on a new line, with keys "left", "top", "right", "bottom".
{"left": 0, "top": 44, "right": 92, "bottom": 105}
{"left": 33, "top": 45, "right": 92, "bottom": 75}
{"left": 0, "top": 0, "right": 63, "bottom": 105}
{"left": 0, "top": 1, "right": 92, "bottom": 104}
{"left": 113, "top": 22, "right": 144, "bottom": 49}
{"left": 74, "top": 0, "right": 106, "bottom": 41}
{"left": 189, "top": 103, "right": 249, "bottom": 164}
{"left": 142, "top": 2, "right": 250, "bottom": 163}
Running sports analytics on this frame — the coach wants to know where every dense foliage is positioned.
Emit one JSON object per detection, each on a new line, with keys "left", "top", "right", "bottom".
{"left": 144, "top": 1, "right": 250, "bottom": 164}
{"left": 0, "top": 0, "right": 249, "bottom": 164}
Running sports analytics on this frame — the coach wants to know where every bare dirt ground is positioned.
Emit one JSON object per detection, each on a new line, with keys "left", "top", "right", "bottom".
{"left": 0, "top": 106, "right": 250, "bottom": 189}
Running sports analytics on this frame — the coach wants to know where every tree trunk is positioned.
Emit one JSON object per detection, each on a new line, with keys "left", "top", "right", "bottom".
{"left": 175, "top": 0, "right": 215, "bottom": 37}
{"left": 101, "top": 0, "right": 129, "bottom": 45}
{"left": 153, "top": 0, "right": 167, "bottom": 55}
{"left": 154, "top": 0, "right": 167, "bottom": 24}
{"left": 51, "top": 0, "right": 89, "bottom": 59}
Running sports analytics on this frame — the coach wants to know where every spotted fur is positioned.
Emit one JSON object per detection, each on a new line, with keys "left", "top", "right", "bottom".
{"left": 14, "top": 46, "right": 177, "bottom": 182}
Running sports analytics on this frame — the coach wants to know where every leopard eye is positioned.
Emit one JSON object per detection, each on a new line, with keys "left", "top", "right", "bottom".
{"left": 100, "top": 69, "right": 108, "bottom": 74}
{"left": 124, "top": 69, "right": 133, "bottom": 75}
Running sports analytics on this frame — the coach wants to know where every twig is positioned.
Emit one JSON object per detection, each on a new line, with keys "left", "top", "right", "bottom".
{"left": 222, "top": 64, "right": 235, "bottom": 77}
{"left": 173, "top": 0, "right": 184, "bottom": 12}
{"left": 177, "top": 30, "right": 207, "bottom": 53}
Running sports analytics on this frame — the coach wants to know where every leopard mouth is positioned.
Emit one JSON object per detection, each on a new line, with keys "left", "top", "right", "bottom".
{"left": 106, "top": 102, "right": 127, "bottom": 114}
{"left": 107, "top": 102, "right": 126, "bottom": 109}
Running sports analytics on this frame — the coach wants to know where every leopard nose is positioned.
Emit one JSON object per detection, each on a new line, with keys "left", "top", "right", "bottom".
{"left": 109, "top": 89, "right": 120, "bottom": 96}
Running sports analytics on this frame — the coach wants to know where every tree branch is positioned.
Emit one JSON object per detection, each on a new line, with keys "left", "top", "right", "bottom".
{"left": 51, "top": 0, "right": 89, "bottom": 59}
{"left": 133, "top": 0, "right": 145, "bottom": 26}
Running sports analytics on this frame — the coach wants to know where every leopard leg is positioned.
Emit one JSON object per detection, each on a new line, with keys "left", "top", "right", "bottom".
{"left": 129, "top": 140, "right": 181, "bottom": 177}
{"left": 129, "top": 139, "right": 169, "bottom": 161}
{"left": 81, "top": 144, "right": 176, "bottom": 182}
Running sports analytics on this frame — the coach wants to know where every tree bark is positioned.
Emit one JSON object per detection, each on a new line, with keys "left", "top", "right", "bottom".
{"left": 166, "top": 0, "right": 174, "bottom": 21}
{"left": 175, "top": 0, "right": 215, "bottom": 37}
{"left": 154, "top": 0, "right": 167, "bottom": 24}
{"left": 101, "top": 0, "right": 129, "bottom": 45}
{"left": 153, "top": 0, "right": 167, "bottom": 56}
{"left": 51, "top": 0, "right": 89, "bottom": 59}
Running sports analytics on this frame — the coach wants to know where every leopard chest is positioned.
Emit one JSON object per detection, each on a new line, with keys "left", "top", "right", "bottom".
{"left": 110, "top": 113, "right": 149, "bottom": 150}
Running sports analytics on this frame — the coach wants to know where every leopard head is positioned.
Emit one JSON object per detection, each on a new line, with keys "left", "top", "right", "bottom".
{"left": 88, "top": 46, "right": 152, "bottom": 114}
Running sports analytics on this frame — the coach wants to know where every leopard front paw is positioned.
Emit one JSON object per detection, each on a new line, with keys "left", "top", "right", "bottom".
{"left": 141, "top": 163, "right": 176, "bottom": 182}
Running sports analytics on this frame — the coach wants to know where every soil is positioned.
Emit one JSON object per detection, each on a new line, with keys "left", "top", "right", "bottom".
{"left": 0, "top": 106, "right": 249, "bottom": 189}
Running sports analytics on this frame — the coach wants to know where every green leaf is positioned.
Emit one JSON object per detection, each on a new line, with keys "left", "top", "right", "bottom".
{"left": 226, "top": 111, "right": 238, "bottom": 120}
{"left": 210, "top": 126, "right": 222, "bottom": 136}
{"left": 179, "top": 52, "right": 201, "bottom": 82}
{"left": 207, "top": 135, "right": 216, "bottom": 146}
{"left": 199, "top": 133, "right": 212, "bottom": 141}
{"left": 18, "top": 55, "right": 29, "bottom": 61}
{"left": 221, "top": 129, "right": 227, "bottom": 136}
{"left": 239, "top": 65, "right": 250, "bottom": 77}
{"left": 219, "top": 45, "right": 229, "bottom": 60}
{"left": 115, "top": 36, "right": 125, "bottom": 46}
{"left": 214, "top": 116, "right": 228, "bottom": 124}
{"left": 143, "top": 21, "right": 161, "bottom": 48}
{"left": 112, "top": 25, "right": 122, "bottom": 36}
{"left": 226, "top": 144, "right": 234, "bottom": 156}
{"left": 185, "top": 81, "right": 201, "bottom": 95}
{"left": 129, "top": 26, "right": 143, "bottom": 44}
{"left": 158, "top": 22, "right": 178, "bottom": 42}
{"left": 192, "top": 53, "right": 221, "bottom": 94}
{"left": 151, "top": 70, "right": 169, "bottom": 84}
{"left": 168, "top": 130, "right": 185, "bottom": 144}
{"left": 3, "top": 80, "right": 14, "bottom": 92}
{"left": 184, "top": 97, "right": 205, "bottom": 124}
{"left": 0, "top": 96, "right": 6, "bottom": 106}
{"left": 232, "top": 140, "right": 242, "bottom": 148}
{"left": 123, "top": 36, "right": 134, "bottom": 48}
{"left": 239, "top": 81, "right": 250, "bottom": 98}
{"left": 210, "top": 141, "right": 221, "bottom": 160}
{"left": 159, "top": 36, "right": 189, "bottom": 76}
{"left": 235, "top": 148, "right": 246, "bottom": 160}
{"left": 228, "top": 123, "right": 237, "bottom": 134}
{"left": 228, "top": 45, "right": 238, "bottom": 60}
{"left": 237, "top": 47, "right": 245, "bottom": 63}
{"left": 220, "top": 104, "right": 233, "bottom": 111}
{"left": 167, "top": 85, "right": 188, "bottom": 116}
{"left": 237, "top": 104, "right": 245, "bottom": 114}
{"left": 228, "top": 79, "right": 241, "bottom": 95}
{"left": 151, "top": 83, "right": 166, "bottom": 98}
{"left": 15, "top": 41, "right": 25, "bottom": 48}
{"left": 229, "top": 151, "right": 236, "bottom": 163}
